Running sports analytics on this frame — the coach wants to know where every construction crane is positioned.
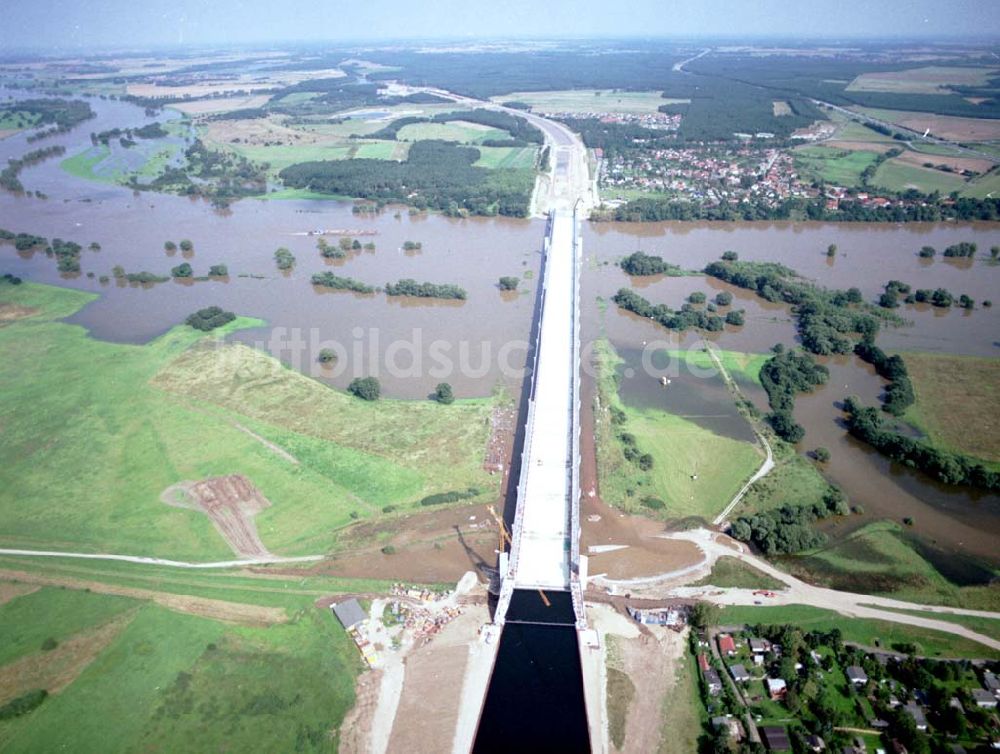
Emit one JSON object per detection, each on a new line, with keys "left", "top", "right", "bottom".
{"left": 487, "top": 506, "right": 550, "bottom": 608}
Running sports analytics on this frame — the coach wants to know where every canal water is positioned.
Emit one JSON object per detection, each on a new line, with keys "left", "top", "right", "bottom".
{"left": 473, "top": 590, "right": 590, "bottom": 754}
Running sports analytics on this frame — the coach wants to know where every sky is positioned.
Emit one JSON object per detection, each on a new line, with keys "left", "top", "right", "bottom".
{"left": 1, "top": 0, "right": 998, "bottom": 51}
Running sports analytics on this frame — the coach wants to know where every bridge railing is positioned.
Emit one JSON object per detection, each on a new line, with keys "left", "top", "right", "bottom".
{"left": 495, "top": 216, "right": 554, "bottom": 623}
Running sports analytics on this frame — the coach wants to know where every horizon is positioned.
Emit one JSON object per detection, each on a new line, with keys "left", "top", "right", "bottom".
{"left": 2, "top": 0, "right": 1000, "bottom": 53}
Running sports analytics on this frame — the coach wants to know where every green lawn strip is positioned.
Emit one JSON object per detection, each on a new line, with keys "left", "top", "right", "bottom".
{"left": 59, "top": 145, "right": 114, "bottom": 182}
{"left": 0, "top": 556, "right": 403, "bottom": 610}
{"left": 594, "top": 340, "right": 761, "bottom": 520}
{"left": 872, "top": 158, "right": 969, "bottom": 194}
{"left": 0, "top": 601, "right": 361, "bottom": 753}
{"left": 861, "top": 606, "right": 1000, "bottom": 642}
{"left": 717, "top": 604, "right": 998, "bottom": 659}
{"left": 0, "top": 587, "right": 139, "bottom": 666}
{"left": 690, "top": 556, "right": 785, "bottom": 591}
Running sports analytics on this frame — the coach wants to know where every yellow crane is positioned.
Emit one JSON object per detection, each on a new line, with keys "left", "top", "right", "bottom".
{"left": 486, "top": 506, "right": 550, "bottom": 608}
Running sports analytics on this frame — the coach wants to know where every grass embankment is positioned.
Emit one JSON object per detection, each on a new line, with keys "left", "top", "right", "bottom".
{"left": 786, "top": 521, "right": 1000, "bottom": 611}
{"left": 0, "top": 281, "right": 496, "bottom": 560}
{"left": 0, "top": 586, "right": 359, "bottom": 753}
{"left": 717, "top": 604, "right": 998, "bottom": 660}
{"left": 901, "top": 351, "right": 1000, "bottom": 465}
{"left": 594, "top": 340, "right": 762, "bottom": 520}
{"left": 690, "top": 556, "right": 785, "bottom": 591}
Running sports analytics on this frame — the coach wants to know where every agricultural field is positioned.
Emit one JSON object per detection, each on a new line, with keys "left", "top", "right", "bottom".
{"left": 491, "top": 89, "right": 685, "bottom": 114}
{"left": 395, "top": 121, "right": 508, "bottom": 144}
{"left": 0, "top": 281, "right": 497, "bottom": 560}
{"left": 871, "top": 157, "right": 969, "bottom": 194}
{"left": 902, "top": 352, "right": 1000, "bottom": 463}
{"left": 168, "top": 94, "right": 273, "bottom": 116}
{"left": 474, "top": 145, "right": 538, "bottom": 169}
{"left": 846, "top": 65, "right": 1000, "bottom": 95}
{"left": 853, "top": 106, "right": 1000, "bottom": 142}
{"left": 793, "top": 145, "right": 881, "bottom": 186}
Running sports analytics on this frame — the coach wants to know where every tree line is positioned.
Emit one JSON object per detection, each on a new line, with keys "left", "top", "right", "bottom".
{"left": 843, "top": 397, "right": 999, "bottom": 491}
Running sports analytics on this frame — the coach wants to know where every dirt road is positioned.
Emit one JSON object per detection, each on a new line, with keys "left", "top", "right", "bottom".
{"left": 595, "top": 529, "right": 1000, "bottom": 652}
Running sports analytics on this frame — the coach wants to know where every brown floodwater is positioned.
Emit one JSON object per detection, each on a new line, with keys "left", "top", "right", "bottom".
{"left": 2, "top": 92, "right": 999, "bottom": 566}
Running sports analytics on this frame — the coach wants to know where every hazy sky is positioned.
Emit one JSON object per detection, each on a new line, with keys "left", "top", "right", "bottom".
{"left": 2, "top": 0, "right": 998, "bottom": 51}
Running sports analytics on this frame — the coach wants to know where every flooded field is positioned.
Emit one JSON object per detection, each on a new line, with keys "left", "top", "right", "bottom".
{"left": 2, "top": 92, "right": 999, "bottom": 567}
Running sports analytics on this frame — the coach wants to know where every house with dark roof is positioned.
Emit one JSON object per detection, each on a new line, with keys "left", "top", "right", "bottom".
{"left": 972, "top": 688, "right": 998, "bottom": 708}
{"left": 704, "top": 668, "right": 723, "bottom": 695}
{"left": 331, "top": 598, "right": 367, "bottom": 630}
{"left": 730, "top": 664, "right": 750, "bottom": 683}
{"left": 845, "top": 666, "right": 868, "bottom": 686}
{"left": 761, "top": 726, "right": 791, "bottom": 752}
{"left": 904, "top": 702, "right": 927, "bottom": 730}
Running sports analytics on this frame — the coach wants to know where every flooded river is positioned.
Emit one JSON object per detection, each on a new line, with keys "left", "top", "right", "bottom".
{"left": 2, "top": 91, "right": 999, "bottom": 566}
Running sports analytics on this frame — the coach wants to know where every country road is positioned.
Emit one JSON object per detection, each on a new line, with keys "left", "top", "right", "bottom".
{"left": 701, "top": 340, "right": 775, "bottom": 526}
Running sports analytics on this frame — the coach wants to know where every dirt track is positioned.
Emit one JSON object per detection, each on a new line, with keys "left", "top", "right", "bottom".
{"left": 161, "top": 474, "right": 273, "bottom": 558}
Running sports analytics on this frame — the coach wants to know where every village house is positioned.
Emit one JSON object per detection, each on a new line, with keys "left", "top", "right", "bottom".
{"left": 704, "top": 668, "right": 723, "bottom": 695}
{"left": 904, "top": 702, "right": 928, "bottom": 731}
{"left": 971, "top": 688, "right": 998, "bottom": 708}
{"left": 718, "top": 633, "right": 737, "bottom": 656}
{"left": 845, "top": 666, "right": 868, "bottom": 686}
{"left": 749, "top": 638, "right": 771, "bottom": 654}
{"left": 767, "top": 677, "right": 788, "bottom": 700}
{"left": 730, "top": 664, "right": 751, "bottom": 683}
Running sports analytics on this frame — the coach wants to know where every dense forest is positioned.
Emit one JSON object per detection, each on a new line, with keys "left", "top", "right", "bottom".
{"left": 729, "top": 488, "right": 850, "bottom": 555}
{"left": 279, "top": 140, "right": 533, "bottom": 217}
